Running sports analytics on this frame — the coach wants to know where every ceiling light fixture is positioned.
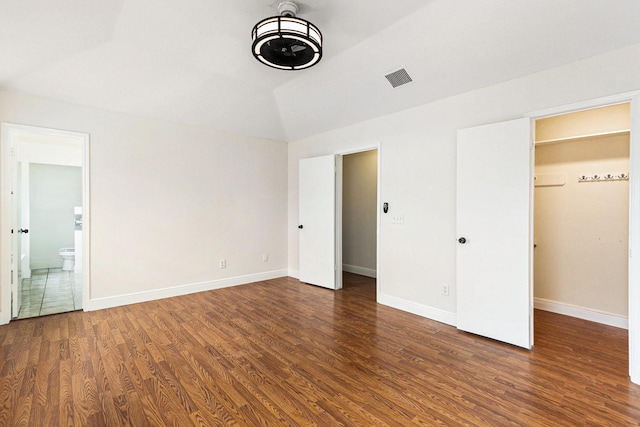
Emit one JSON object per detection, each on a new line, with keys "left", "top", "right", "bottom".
{"left": 251, "top": 1, "right": 323, "bottom": 70}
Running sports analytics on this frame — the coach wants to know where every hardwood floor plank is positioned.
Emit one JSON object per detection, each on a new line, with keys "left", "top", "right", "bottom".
{"left": 0, "top": 374, "right": 21, "bottom": 426}
{"left": 59, "top": 358, "right": 74, "bottom": 427}
{"left": 10, "top": 394, "right": 32, "bottom": 427}
{"left": 1, "top": 273, "right": 640, "bottom": 425}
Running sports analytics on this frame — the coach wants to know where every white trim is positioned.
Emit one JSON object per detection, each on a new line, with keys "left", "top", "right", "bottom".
{"left": 0, "top": 126, "right": 11, "bottom": 324}
{"left": 335, "top": 154, "right": 343, "bottom": 290}
{"left": 342, "top": 264, "right": 377, "bottom": 278}
{"left": 376, "top": 143, "right": 382, "bottom": 301}
{"left": 336, "top": 145, "right": 380, "bottom": 157}
{"left": 529, "top": 117, "right": 535, "bottom": 348}
{"left": 288, "top": 269, "right": 300, "bottom": 279}
{"left": 629, "top": 96, "right": 640, "bottom": 384}
{"left": 527, "top": 91, "right": 640, "bottom": 119}
{"left": 82, "top": 135, "right": 91, "bottom": 310}
{"left": 527, "top": 90, "right": 640, "bottom": 385}
{"left": 378, "top": 292, "right": 457, "bottom": 327}
{"left": 534, "top": 298, "right": 628, "bottom": 329}
{"left": 86, "top": 269, "right": 288, "bottom": 311}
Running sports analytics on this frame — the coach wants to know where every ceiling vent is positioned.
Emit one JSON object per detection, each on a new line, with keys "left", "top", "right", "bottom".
{"left": 385, "top": 68, "right": 413, "bottom": 88}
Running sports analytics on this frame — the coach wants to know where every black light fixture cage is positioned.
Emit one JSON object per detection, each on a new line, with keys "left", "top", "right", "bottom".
{"left": 252, "top": 15, "right": 323, "bottom": 70}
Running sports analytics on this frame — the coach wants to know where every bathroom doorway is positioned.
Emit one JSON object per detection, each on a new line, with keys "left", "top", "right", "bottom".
{"left": 1, "top": 123, "right": 89, "bottom": 320}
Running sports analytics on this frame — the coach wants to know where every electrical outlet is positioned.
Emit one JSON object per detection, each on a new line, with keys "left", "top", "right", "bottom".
{"left": 391, "top": 213, "right": 404, "bottom": 224}
{"left": 262, "top": 253, "right": 269, "bottom": 262}
{"left": 219, "top": 259, "right": 226, "bottom": 269}
{"left": 441, "top": 284, "right": 449, "bottom": 296}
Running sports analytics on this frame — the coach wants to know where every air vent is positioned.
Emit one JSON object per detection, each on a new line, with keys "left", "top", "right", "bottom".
{"left": 385, "top": 68, "right": 413, "bottom": 88}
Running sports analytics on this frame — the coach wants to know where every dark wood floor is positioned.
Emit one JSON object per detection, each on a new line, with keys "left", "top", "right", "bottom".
{"left": 1, "top": 272, "right": 639, "bottom": 426}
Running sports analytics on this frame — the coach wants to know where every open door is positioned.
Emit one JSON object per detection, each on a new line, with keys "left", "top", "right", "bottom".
{"left": 9, "top": 142, "right": 21, "bottom": 318}
{"left": 11, "top": 229, "right": 27, "bottom": 319}
{"left": 298, "top": 154, "right": 342, "bottom": 289}
{"left": 11, "top": 212, "right": 20, "bottom": 318}
{"left": 456, "top": 117, "right": 533, "bottom": 349}
{"left": 12, "top": 161, "right": 32, "bottom": 317}
{"left": 19, "top": 163, "right": 31, "bottom": 281}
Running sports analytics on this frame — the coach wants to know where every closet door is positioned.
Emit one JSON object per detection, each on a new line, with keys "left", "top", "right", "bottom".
{"left": 456, "top": 118, "right": 533, "bottom": 349}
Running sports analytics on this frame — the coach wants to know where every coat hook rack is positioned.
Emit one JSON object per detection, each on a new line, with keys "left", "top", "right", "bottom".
{"left": 578, "top": 173, "right": 629, "bottom": 182}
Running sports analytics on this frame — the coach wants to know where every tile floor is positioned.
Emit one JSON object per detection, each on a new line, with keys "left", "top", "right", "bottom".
{"left": 17, "top": 268, "right": 82, "bottom": 319}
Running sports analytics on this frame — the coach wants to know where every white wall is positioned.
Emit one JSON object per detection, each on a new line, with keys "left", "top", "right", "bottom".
{"left": 288, "top": 43, "right": 640, "bottom": 324}
{"left": 342, "top": 150, "right": 377, "bottom": 276}
{"left": 535, "top": 134, "right": 629, "bottom": 318}
{"left": 0, "top": 90, "right": 288, "bottom": 314}
{"left": 2, "top": 43, "right": 640, "bottom": 327}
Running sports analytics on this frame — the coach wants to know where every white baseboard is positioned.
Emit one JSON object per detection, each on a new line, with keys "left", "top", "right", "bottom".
{"left": 378, "top": 293, "right": 457, "bottom": 327}
{"left": 534, "top": 297, "right": 628, "bottom": 329}
{"left": 86, "top": 269, "right": 288, "bottom": 312}
{"left": 0, "top": 309, "right": 10, "bottom": 325}
{"left": 342, "top": 264, "right": 377, "bottom": 278}
{"left": 31, "top": 259, "right": 63, "bottom": 270}
{"left": 290, "top": 266, "right": 377, "bottom": 279}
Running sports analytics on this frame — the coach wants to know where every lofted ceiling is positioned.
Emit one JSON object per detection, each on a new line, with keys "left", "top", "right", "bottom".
{"left": 2, "top": 0, "right": 640, "bottom": 142}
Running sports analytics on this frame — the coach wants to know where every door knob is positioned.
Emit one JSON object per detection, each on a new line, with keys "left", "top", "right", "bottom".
{"left": 298, "top": 225, "right": 303, "bottom": 229}
{"left": 18, "top": 229, "right": 29, "bottom": 234}
{"left": 458, "top": 237, "right": 466, "bottom": 244}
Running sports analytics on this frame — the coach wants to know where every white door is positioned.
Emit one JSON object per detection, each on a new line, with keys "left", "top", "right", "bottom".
{"left": 10, "top": 147, "right": 21, "bottom": 317}
{"left": 456, "top": 117, "right": 533, "bottom": 349}
{"left": 11, "top": 231, "right": 21, "bottom": 318}
{"left": 19, "top": 163, "right": 31, "bottom": 280}
{"left": 299, "top": 155, "right": 341, "bottom": 289}
{"left": 13, "top": 168, "right": 30, "bottom": 317}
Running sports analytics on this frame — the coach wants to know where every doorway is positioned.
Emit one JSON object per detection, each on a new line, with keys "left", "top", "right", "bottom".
{"left": 533, "top": 103, "right": 630, "bottom": 329}
{"left": 1, "top": 123, "right": 90, "bottom": 323}
{"left": 298, "top": 147, "right": 380, "bottom": 295}
{"left": 342, "top": 149, "right": 378, "bottom": 299}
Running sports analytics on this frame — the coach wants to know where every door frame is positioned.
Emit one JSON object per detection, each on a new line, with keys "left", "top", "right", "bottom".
{"left": 527, "top": 91, "right": 640, "bottom": 384}
{"left": 336, "top": 144, "right": 381, "bottom": 297}
{"left": 0, "top": 123, "right": 91, "bottom": 324}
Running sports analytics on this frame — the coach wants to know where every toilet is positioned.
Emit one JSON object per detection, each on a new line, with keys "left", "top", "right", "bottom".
{"left": 59, "top": 248, "right": 75, "bottom": 271}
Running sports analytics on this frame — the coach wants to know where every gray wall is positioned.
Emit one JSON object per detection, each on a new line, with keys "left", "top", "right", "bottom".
{"left": 30, "top": 163, "right": 82, "bottom": 269}
{"left": 342, "top": 150, "right": 378, "bottom": 276}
